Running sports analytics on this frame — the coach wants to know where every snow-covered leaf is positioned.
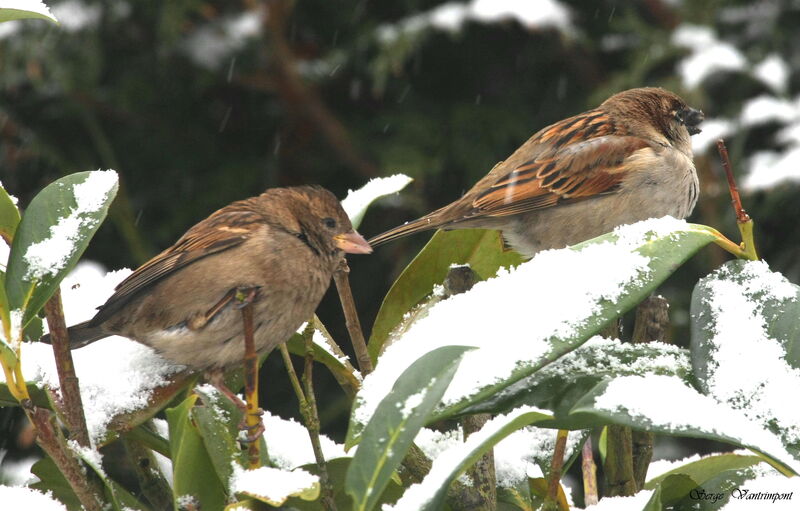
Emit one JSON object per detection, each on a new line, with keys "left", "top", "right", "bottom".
{"left": 6, "top": 170, "right": 118, "bottom": 329}
{"left": 368, "top": 228, "right": 523, "bottom": 359}
{"left": 385, "top": 406, "right": 552, "bottom": 511}
{"left": 645, "top": 452, "right": 762, "bottom": 490}
{"left": 570, "top": 375, "right": 800, "bottom": 476}
{"left": 456, "top": 338, "right": 691, "bottom": 425}
{"left": 341, "top": 174, "right": 413, "bottom": 229}
{"left": 0, "top": 1, "right": 58, "bottom": 24}
{"left": 231, "top": 464, "right": 320, "bottom": 507}
{"left": 345, "top": 345, "right": 472, "bottom": 511}
{"left": 353, "top": 219, "right": 719, "bottom": 441}
{"left": 691, "top": 260, "right": 800, "bottom": 458}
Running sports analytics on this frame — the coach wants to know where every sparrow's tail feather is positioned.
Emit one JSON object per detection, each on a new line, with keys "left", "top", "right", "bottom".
{"left": 39, "top": 321, "right": 109, "bottom": 349}
{"left": 368, "top": 213, "right": 445, "bottom": 246}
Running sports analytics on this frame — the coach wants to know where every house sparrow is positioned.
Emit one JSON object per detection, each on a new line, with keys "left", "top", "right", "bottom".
{"left": 41, "top": 186, "right": 372, "bottom": 371}
{"left": 369, "top": 87, "right": 704, "bottom": 257}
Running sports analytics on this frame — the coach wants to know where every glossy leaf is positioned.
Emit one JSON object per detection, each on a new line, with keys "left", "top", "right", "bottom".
{"left": 389, "top": 407, "right": 552, "bottom": 511}
{"left": 645, "top": 452, "right": 763, "bottom": 490}
{"left": 6, "top": 171, "right": 118, "bottom": 329}
{"left": 570, "top": 376, "right": 799, "bottom": 476}
{"left": 166, "top": 394, "right": 227, "bottom": 510}
{"left": 0, "top": 183, "right": 20, "bottom": 243}
{"left": 368, "top": 228, "right": 522, "bottom": 359}
{"left": 0, "top": 4, "right": 58, "bottom": 24}
{"left": 345, "top": 345, "right": 473, "bottom": 511}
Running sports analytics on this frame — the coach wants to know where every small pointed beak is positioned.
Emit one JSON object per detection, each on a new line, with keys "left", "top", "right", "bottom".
{"left": 334, "top": 231, "right": 373, "bottom": 254}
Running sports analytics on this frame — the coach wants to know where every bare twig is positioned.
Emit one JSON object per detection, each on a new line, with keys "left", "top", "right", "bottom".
{"left": 301, "top": 323, "right": 337, "bottom": 511}
{"left": 581, "top": 438, "right": 598, "bottom": 506}
{"left": 43, "top": 288, "right": 91, "bottom": 447}
{"left": 25, "top": 403, "right": 105, "bottom": 511}
{"left": 333, "top": 260, "right": 373, "bottom": 375}
{"left": 544, "top": 429, "right": 570, "bottom": 509}
{"left": 463, "top": 414, "right": 496, "bottom": 510}
{"left": 716, "top": 139, "right": 759, "bottom": 261}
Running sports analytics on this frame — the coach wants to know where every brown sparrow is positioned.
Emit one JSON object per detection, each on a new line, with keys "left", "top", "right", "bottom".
{"left": 42, "top": 186, "right": 372, "bottom": 371}
{"left": 369, "top": 87, "right": 704, "bottom": 257}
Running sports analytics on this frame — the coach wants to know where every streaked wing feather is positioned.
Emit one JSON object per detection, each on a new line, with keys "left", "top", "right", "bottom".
{"left": 90, "top": 207, "right": 263, "bottom": 325}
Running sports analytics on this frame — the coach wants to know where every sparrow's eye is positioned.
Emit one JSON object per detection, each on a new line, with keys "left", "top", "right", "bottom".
{"left": 322, "top": 217, "right": 337, "bottom": 229}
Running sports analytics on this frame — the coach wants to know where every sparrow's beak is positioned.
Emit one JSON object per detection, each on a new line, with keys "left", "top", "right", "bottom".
{"left": 679, "top": 107, "right": 704, "bottom": 135}
{"left": 334, "top": 231, "right": 373, "bottom": 254}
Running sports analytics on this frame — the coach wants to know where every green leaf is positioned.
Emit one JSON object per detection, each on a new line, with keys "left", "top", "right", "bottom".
{"left": 645, "top": 452, "right": 763, "bottom": 490}
{"left": 6, "top": 171, "right": 118, "bottom": 329}
{"left": 569, "top": 376, "right": 799, "bottom": 476}
{"left": 455, "top": 339, "right": 691, "bottom": 426}
{"left": 690, "top": 259, "right": 800, "bottom": 457}
{"left": 30, "top": 457, "right": 82, "bottom": 511}
{"left": 0, "top": 183, "right": 20, "bottom": 243}
{"left": 0, "top": 5, "right": 58, "bottom": 24}
{"left": 368, "top": 229, "right": 522, "bottom": 360}
{"left": 391, "top": 407, "right": 553, "bottom": 511}
{"left": 167, "top": 393, "right": 228, "bottom": 510}
{"left": 192, "top": 385, "right": 245, "bottom": 489}
{"left": 286, "top": 316, "right": 361, "bottom": 398}
{"left": 286, "top": 458, "right": 406, "bottom": 510}
{"left": 662, "top": 464, "right": 765, "bottom": 510}
{"left": 345, "top": 345, "right": 473, "bottom": 511}
{"left": 427, "top": 223, "right": 717, "bottom": 422}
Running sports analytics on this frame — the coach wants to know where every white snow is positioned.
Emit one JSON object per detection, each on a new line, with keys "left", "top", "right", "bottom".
{"left": 0, "top": 485, "right": 67, "bottom": 511}
{"left": 744, "top": 147, "right": 800, "bottom": 191}
{"left": 385, "top": 406, "right": 549, "bottom": 510}
{"left": 753, "top": 54, "right": 790, "bottom": 94}
{"left": 340, "top": 174, "right": 413, "bottom": 229}
{"left": 720, "top": 466, "right": 800, "bottom": 509}
{"left": 184, "top": 10, "right": 262, "bottom": 70}
{"left": 0, "top": 262, "right": 185, "bottom": 445}
{"left": 691, "top": 118, "right": 736, "bottom": 155}
{"left": 261, "top": 411, "right": 348, "bottom": 470}
{"left": 353, "top": 217, "right": 689, "bottom": 431}
{"left": 376, "top": 0, "right": 571, "bottom": 45}
{"left": 739, "top": 95, "right": 797, "bottom": 127}
{"left": 673, "top": 24, "right": 746, "bottom": 89}
{"left": 0, "top": 0, "right": 57, "bottom": 23}
{"left": 700, "top": 261, "right": 800, "bottom": 445}
{"left": 0, "top": 456, "right": 38, "bottom": 486}
{"left": 50, "top": 0, "right": 99, "bottom": 31}
{"left": 591, "top": 374, "right": 800, "bottom": 474}
{"left": 24, "top": 170, "right": 117, "bottom": 281}
{"left": 582, "top": 490, "right": 653, "bottom": 510}
{"left": 229, "top": 462, "right": 318, "bottom": 505}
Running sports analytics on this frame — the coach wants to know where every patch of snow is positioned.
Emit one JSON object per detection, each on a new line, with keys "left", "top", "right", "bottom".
{"left": 0, "top": 486, "right": 67, "bottom": 511}
{"left": 229, "top": 463, "right": 318, "bottom": 504}
{"left": 24, "top": 170, "right": 117, "bottom": 281}
{"left": 0, "top": 456, "right": 39, "bottom": 486}
{"left": 691, "top": 118, "right": 736, "bottom": 155}
{"left": 739, "top": 95, "right": 797, "bottom": 127}
{"left": 184, "top": 10, "right": 262, "bottom": 70}
{"left": 50, "top": 0, "right": 100, "bottom": 31}
{"left": 672, "top": 24, "right": 746, "bottom": 89}
{"left": 753, "top": 54, "right": 790, "bottom": 94}
{"left": 0, "top": 0, "right": 56, "bottom": 24}
{"left": 341, "top": 174, "right": 413, "bottom": 229}
{"left": 262, "top": 411, "right": 347, "bottom": 470}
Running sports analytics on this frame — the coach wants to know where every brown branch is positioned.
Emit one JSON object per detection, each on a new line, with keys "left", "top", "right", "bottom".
{"left": 716, "top": 139, "right": 750, "bottom": 224}
{"left": 301, "top": 323, "right": 337, "bottom": 511}
{"left": 603, "top": 425, "right": 636, "bottom": 497}
{"left": 544, "top": 429, "right": 570, "bottom": 509}
{"left": 581, "top": 438, "right": 598, "bottom": 506}
{"left": 262, "top": 0, "right": 378, "bottom": 179}
{"left": 25, "top": 404, "right": 105, "bottom": 511}
{"left": 43, "top": 288, "right": 91, "bottom": 447}
{"left": 333, "top": 260, "right": 373, "bottom": 375}
{"left": 463, "top": 414, "right": 496, "bottom": 510}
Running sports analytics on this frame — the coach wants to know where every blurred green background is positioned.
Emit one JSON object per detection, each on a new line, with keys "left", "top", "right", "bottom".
{"left": 2, "top": 0, "right": 800, "bottom": 486}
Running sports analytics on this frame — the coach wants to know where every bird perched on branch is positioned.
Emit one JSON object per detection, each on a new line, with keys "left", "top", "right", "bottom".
{"left": 369, "top": 87, "right": 704, "bottom": 257}
{"left": 41, "top": 186, "right": 371, "bottom": 371}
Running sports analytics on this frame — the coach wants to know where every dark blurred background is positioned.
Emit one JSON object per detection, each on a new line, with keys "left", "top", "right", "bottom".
{"left": 2, "top": 0, "right": 800, "bottom": 495}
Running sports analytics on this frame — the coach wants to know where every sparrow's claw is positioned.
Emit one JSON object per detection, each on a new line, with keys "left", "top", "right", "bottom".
{"left": 234, "top": 286, "right": 261, "bottom": 309}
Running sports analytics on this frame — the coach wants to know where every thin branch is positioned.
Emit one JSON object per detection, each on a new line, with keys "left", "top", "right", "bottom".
{"left": 603, "top": 425, "right": 636, "bottom": 497}
{"left": 301, "top": 322, "right": 337, "bottom": 511}
{"left": 716, "top": 139, "right": 759, "bottom": 261}
{"left": 544, "top": 429, "right": 570, "bottom": 509}
{"left": 43, "top": 288, "right": 91, "bottom": 447}
{"left": 25, "top": 403, "right": 105, "bottom": 511}
{"left": 333, "top": 260, "right": 373, "bottom": 375}
{"left": 581, "top": 438, "right": 598, "bottom": 506}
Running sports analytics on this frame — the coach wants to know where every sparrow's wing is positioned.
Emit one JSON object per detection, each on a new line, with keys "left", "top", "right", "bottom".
{"left": 470, "top": 112, "right": 652, "bottom": 217}
{"left": 90, "top": 204, "right": 264, "bottom": 325}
